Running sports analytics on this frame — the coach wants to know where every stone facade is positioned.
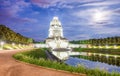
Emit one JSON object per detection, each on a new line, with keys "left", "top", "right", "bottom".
{"left": 46, "top": 17, "right": 69, "bottom": 49}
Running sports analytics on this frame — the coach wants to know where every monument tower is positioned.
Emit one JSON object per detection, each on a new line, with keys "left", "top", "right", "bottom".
{"left": 46, "top": 17, "right": 69, "bottom": 49}
{"left": 48, "top": 17, "right": 63, "bottom": 38}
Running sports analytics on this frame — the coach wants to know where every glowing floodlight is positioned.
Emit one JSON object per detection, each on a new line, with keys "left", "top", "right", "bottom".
{"left": 0, "top": 41, "right": 5, "bottom": 50}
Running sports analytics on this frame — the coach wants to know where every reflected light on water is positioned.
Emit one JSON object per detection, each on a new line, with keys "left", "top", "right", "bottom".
{"left": 88, "top": 53, "right": 92, "bottom": 56}
{"left": 106, "top": 54, "right": 109, "bottom": 58}
{"left": 114, "top": 56, "right": 117, "bottom": 58}
{"left": 99, "top": 54, "right": 102, "bottom": 56}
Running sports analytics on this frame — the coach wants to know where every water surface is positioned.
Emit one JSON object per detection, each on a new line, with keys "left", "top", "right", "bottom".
{"left": 65, "top": 57, "right": 120, "bottom": 72}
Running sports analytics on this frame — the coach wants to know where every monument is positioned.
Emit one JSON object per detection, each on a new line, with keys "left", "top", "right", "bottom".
{"left": 46, "top": 17, "right": 69, "bottom": 49}
{"left": 46, "top": 17, "right": 70, "bottom": 60}
{"left": 34, "top": 17, "right": 87, "bottom": 60}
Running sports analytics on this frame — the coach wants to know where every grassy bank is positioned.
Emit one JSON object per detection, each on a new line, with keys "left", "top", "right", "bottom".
{"left": 74, "top": 48, "right": 120, "bottom": 55}
{"left": 13, "top": 49, "right": 120, "bottom": 76}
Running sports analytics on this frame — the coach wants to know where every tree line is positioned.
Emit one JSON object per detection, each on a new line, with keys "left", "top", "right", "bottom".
{"left": 0, "top": 25, "right": 33, "bottom": 44}
{"left": 70, "top": 36, "right": 120, "bottom": 46}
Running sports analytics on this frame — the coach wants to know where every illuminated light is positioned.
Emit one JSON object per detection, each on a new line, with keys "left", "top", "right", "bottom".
{"left": 0, "top": 41, "right": 5, "bottom": 45}
{"left": 88, "top": 53, "right": 91, "bottom": 56}
{"left": 89, "top": 46, "right": 92, "bottom": 48}
{"left": 12, "top": 43, "right": 15, "bottom": 46}
{"left": 19, "top": 44, "right": 21, "bottom": 46}
{"left": 106, "top": 54, "right": 109, "bottom": 58}
{"left": 99, "top": 54, "right": 102, "bottom": 56}
{"left": 88, "top": 45, "right": 92, "bottom": 48}
{"left": 99, "top": 45, "right": 102, "bottom": 48}
{"left": 93, "top": 46, "right": 97, "bottom": 48}
{"left": 114, "top": 45, "right": 118, "bottom": 49}
{"left": 0, "top": 41, "right": 5, "bottom": 50}
{"left": 114, "top": 56, "right": 117, "bottom": 58}
{"left": 105, "top": 45, "right": 109, "bottom": 49}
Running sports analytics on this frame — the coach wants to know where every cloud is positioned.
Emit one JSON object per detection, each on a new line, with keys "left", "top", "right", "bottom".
{"left": 30, "top": 0, "right": 99, "bottom": 8}
{"left": 31, "top": 0, "right": 58, "bottom": 8}
{"left": 72, "top": 7, "right": 114, "bottom": 28}
{"left": 93, "top": 27, "right": 120, "bottom": 34}
{"left": 113, "top": 8, "right": 120, "bottom": 16}
{"left": 19, "top": 18, "right": 38, "bottom": 23}
{"left": 0, "top": 0, "right": 38, "bottom": 24}
{"left": 68, "top": 34, "right": 91, "bottom": 40}
{"left": 30, "top": 0, "right": 120, "bottom": 9}
{"left": 80, "top": 0, "right": 120, "bottom": 7}
{"left": 0, "top": 0, "right": 30, "bottom": 17}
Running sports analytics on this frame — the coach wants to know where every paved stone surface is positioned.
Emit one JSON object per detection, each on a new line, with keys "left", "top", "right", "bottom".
{"left": 0, "top": 49, "right": 85, "bottom": 76}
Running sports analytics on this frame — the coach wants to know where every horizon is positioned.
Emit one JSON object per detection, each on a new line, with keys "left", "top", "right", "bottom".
{"left": 0, "top": 0, "right": 120, "bottom": 41}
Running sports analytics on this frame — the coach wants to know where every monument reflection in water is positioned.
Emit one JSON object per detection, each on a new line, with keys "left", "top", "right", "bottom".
{"left": 46, "top": 17, "right": 70, "bottom": 60}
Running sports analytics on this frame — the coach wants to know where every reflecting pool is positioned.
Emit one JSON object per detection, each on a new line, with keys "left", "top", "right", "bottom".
{"left": 65, "top": 57, "right": 120, "bottom": 72}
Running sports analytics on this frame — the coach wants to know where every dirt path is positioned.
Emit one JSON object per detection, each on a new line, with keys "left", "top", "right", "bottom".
{"left": 0, "top": 49, "right": 85, "bottom": 76}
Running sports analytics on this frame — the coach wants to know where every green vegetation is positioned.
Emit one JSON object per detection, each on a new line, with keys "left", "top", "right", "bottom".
{"left": 0, "top": 24, "right": 33, "bottom": 44}
{"left": 21, "top": 48, "right": 47, "bottom": 59}
{"left": 13, "top": 49, "right": 120, "bottom": 76}
{"left": 70, "top": 36, "right": 120, "bottom": 46}
{"left": 74, "top": 48, "right": 120, "bottom": 55}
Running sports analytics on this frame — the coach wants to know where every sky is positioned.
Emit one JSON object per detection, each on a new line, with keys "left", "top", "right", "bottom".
{"left": 0, "top": 0, "right": 120, "bottom": 41}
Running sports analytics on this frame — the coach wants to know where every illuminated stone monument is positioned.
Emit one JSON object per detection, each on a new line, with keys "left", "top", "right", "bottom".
{"left": 46, "top": 17, "right": 69, "bottom": 49}
{"left": 46, "top": 17, "right": 70, "bottom": 60}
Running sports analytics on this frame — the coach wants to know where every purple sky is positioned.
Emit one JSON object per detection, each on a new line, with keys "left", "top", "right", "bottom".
{"left": 0, "top": 0, "right": 120, "bottom": 41}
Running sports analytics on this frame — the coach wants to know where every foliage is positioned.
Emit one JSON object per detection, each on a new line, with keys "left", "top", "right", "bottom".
{"left": 0, "top": 24, "right": 33, "bottom": 44}
{"left": 74, "top": 48, "right": 120, "bottom": 55}
{"left": 13, "top": 49, "right": 120, "bottom": 76}
{"left": 21, "top": 48, "right": 47, "bottom": 59}
{"left": 70, "top": 36, "right": 120, "bottom": 45}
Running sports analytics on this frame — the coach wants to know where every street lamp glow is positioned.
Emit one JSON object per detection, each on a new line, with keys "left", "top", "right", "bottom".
{"left": 0, "top": 41, "right": 5, "bottom": 45}
{"left": 114, "top": 45, "right": 118, "bottom": 49}
{"left": 93, "top": 53, "right": 96, "bottom": 55}
{"left": 12, "top": 43, "right": 15, "bottom": 46}
{"left": 99, "top": 54, "right": 102, "bottom": 56}
{"left": 0, "top": 41, "right": 5, "bottom": 50}
{"left": 105, "top": 45, "right": 109, "bottom": 49}
{"left": 99, "top": 45, "right": 102, "bottom": 48}
{"left": 114, "top": 56, "right": 117, "bottom": 58}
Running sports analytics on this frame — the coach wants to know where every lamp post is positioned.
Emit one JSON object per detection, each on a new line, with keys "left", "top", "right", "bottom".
{"left": 0, "top": 41, "right": 5, "bottom": 50}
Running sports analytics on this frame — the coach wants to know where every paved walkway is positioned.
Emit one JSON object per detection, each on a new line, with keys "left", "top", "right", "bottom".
{"left": 0, "top": 49, "right": 85, "bottom": 76}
